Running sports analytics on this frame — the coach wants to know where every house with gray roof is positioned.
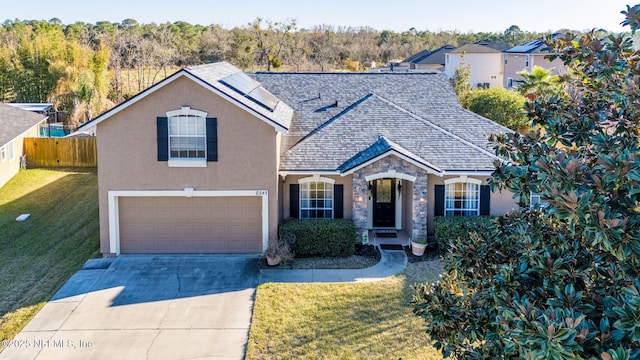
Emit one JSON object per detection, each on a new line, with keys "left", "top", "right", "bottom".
{"left": 402, "top": 45, "right": 456, "bottom": 71}
{"left": 0, "top": 103, "right": 47, "bottom": 188}
{"left": 78, "top": 61, "right": 517, "bottom": 257}
{"left": 444, "top": 41, "right": 510, "bottom": 88}
{"left": 503, "top": 33, "right": 567, "bottom": 89}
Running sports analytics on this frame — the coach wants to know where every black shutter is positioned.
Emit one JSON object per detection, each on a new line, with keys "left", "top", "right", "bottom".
{"left": 290, "top": 184, "right": 299, "bottom": 219}
{"left": 334, "top": 184, "right": 344, "bottom": 219}
{"left": 206, "top": 118, "right": 218, "bottom": 161}
{"left": 480, "top": 185, "right": 491, "bottom": 215}
{"left": 434, "top": 185, "right": 445, "bottom": 217}
{"left": 157, "top": 117, "right": 168, "bottom": 161}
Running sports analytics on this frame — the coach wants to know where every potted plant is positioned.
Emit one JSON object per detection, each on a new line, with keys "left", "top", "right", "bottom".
{"left": 264, "top": 239, "right": 294, "bottom": 266}
{"left": 411, "top": 238, "right": 428, "bottom": 256}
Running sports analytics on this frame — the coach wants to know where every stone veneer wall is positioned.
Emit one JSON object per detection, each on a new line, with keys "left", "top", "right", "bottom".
{"left": 351, "top": 156, "right": 429, "bottom": 240}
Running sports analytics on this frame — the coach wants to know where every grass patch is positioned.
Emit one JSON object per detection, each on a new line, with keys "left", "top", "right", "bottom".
{"left": 0, "top": 168, "right": 100, "bottom": 344}
{"left": 247, "top": 260, "right": 444, "bottom": 359}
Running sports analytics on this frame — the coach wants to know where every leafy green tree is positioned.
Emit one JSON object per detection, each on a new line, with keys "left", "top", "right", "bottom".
{"left": 413, "top": 7, "right": 640, "bottom": 359}
{"left": 516, "top": 65, "right": 561, "bottom": 98}
{"left": 459, "top": 87, "right": 528, "bottom": 131}
{"left": 450, "top": 54, "right": 471, "bottom": 97}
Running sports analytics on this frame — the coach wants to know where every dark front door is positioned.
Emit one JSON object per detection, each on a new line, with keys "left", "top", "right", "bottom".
{"left": 373, "top": 178, "right": 395, "bottom": 227}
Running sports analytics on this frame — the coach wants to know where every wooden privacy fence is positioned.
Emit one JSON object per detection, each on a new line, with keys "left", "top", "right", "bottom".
{"left": 24, "top": 137, "right": 97, "bottom": 167}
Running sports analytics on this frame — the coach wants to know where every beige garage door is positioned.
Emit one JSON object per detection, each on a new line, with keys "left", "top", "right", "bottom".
{"left": 119, "top": 196, "right": 262, "bottom": 253}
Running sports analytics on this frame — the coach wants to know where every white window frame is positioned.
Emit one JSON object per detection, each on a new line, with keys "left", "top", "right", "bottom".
{"left": 530, "top": 192, "right": 549, "bottom": 209}
{"left": 444, "top": 177, "right": 482, "bottom": 217}
{"left": 166, "top": 107, "right": 207, "bottom": 168}
{"left": 298, "top": 176, "right": 336, "bottom": 219}
{"left": 0, "top": 145, "right": 5, "bottom": 163}
{"left": 7, "top": 141, "right": 15, "bottom": 162}
{"left": 525, "top": 55, "right": 530, "bottom": 68}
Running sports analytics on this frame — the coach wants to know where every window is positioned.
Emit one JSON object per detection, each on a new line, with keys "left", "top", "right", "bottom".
{"left": 0, "top": 145, "right": 5, "bottom": 163}
{"left": 530, "top": 192, "right": 548, "bottom": 209}
{"left": 7, "top": 141, "right": 14, "bottom": 162}
{"left": 300, "top": 180, "right": 334, "bottom": 219}
{"left": 446, "top": 54, "right": 449, "bottom": 63}
{"left": 504, "top": 55, "right": 508, "bottom": 65}
{"left": 507, "top": 77, "right": 514, "bottom": 89}
{"left": 169, "top": 114, "right": 206, "bottom": 159}
{"left": 444, "top": 179, "right": 480, "bottom": 216}
{"left": 158, "top": 107, "right": 217, "bottom": 167}
{"left": 525, "top": 55, "right": 530, "bottom": 68}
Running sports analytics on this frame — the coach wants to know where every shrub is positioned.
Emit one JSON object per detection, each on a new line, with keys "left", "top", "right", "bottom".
{"left": 433, "top": 216, "right": 495, "bottom": 250}
{"left": 413, "top": 19, "right": 640, "bottom": 358}
{"left": 279, "top": 219, "right": 356, "bottom": 257}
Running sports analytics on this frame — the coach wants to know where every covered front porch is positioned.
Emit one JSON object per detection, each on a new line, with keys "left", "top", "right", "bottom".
{"left": 349, "top": 155, "right": 433, "bottom": 241}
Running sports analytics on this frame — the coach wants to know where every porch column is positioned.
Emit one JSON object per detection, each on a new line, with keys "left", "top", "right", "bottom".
{"left": 411, "top": 173, "right": 428, "bottom": 240}
{"left": 352, "top": 172, "right": 369, "bottom": 235}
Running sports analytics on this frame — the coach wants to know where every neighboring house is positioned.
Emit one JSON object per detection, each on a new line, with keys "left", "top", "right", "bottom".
{"left": 79, "top": 61, "right": 517, "bottom": 257}
{"left": 445, "top": 41, "right": 510, "bottom": 89}
{"left": 503, "top": 33, "right": 567, "bottom": 89}
{"left": 403, "top": 45, "right": 456, "bottom": 71}
{"left": 0, "top": 104, "right": 47, "bottom": 188}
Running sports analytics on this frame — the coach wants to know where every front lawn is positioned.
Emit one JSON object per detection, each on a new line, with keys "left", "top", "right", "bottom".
{"left": 0, "top": 168, "right": 100, "bottom": 345}
{"left": 247, "top": 260, "right": 445, "bottom": 359}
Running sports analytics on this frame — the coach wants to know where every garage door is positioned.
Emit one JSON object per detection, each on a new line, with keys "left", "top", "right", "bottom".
{"left": 119, "top": 196, "right": 262, "bottom": 253}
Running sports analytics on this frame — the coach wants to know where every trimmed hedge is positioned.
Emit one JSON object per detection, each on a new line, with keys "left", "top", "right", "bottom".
{"left": 279, "top": 219, "right": 356, "bottom": 257}
{"left": 434, "top": 216, "right": 496, "bottom": 250}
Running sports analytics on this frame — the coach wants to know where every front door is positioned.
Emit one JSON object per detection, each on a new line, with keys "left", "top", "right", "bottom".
{"left": 373, "top": 178, "right": 395, "bottom": 227}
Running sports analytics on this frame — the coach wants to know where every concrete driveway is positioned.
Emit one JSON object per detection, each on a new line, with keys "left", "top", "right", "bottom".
{"left": 0, "top": 255, "right": 260, "bottom": 360}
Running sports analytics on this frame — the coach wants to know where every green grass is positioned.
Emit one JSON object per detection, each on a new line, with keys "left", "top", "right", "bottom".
{"left": 0, "top": 168, "right": 100, "bottom": 344}
{"left": 247, "top": 260, "right": 445, "bottom": 359}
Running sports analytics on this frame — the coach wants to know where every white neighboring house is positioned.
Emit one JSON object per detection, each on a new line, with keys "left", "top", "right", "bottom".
{"left": 445, "top": 41, "right": 510, "bottom": 89}
{"left": 0, "top": 104, "right": 48, "bottom": 188}
{"left": 503, "top": 33, "right": 567, "bottom": 89}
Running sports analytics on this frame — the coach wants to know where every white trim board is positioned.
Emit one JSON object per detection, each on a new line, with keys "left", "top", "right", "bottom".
{"left": 108, "top": 189, "right": 269, "bottom": 255}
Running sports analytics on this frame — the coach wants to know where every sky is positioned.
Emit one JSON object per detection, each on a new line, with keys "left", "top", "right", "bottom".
{"left": 0, "top": 0, "right": 635, "bottom": 33}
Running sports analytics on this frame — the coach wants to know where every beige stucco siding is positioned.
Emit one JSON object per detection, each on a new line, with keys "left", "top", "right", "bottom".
{"left": 0, "top": 123, "right": 42, "bottom": 189}
{"left": 503, "top": 53, "right": 566, "bottom": 88}
{"left": 281, "top": 174, "right": 353, "bottom": 219}
{"left": 427, "top": 175, "right": 519, "bottom": 233}
{"left": 97, "top": 75, "right": 279, "bottom": 254}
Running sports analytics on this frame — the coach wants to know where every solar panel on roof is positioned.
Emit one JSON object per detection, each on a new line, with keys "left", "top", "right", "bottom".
{"left": 219, "top": 72, "right": 279, "bottom": 112}
{"left": 219, "top": 72, "right": 260, "bottom": 95}
{"left": 247, "top": 87, "right": 279, "bottom": 112}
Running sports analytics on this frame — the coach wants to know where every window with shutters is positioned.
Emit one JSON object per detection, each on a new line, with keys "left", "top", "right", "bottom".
{"left": 444, "top": 178, "right": 481, "bottom": 216}
{"left": 159, "top": 107, "right": 217, "bottom": 167}
{"left": 298, "top": 177, "right": 335, "bottom": 219}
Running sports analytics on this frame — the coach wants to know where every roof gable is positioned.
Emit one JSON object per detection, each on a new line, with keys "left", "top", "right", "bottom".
{"left": 78, "top": 62, "right": 292, "bottom": 133}
{"left": 278, "top": 92, "right": 500, "bottom": 173}
{"left": 0, "top": 104, "right": 47, "bottom": 146}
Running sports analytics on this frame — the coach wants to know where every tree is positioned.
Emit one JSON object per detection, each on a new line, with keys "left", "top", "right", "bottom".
{"left": 413, "top": 7, "right": 640, "bottom": 358}
{"left": 450, "top": 54, "right": 471, "bottom": 97}
{"left": 504, "top": 24, "right": 525, "bottom": 46}
{"left": 515, "top": 65, "right": 561, "bottom": 98}
{"left": 249, "top": 18, "right": 296, "bottom": 71}
{"left": 459, "top": 87, "right": 528, "bottom": 131}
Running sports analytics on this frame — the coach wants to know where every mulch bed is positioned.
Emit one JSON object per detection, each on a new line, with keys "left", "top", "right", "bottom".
{"left": 404, "top": 244, "right": 442, "bottom": 263}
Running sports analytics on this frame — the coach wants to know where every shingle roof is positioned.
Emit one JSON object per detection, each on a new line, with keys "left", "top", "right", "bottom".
{"left": 250, "top": 73, "right": 505, "bottom": 172}
{"left": 504, "top": 33, "right": 564, "bottom": 54}
{"left": 186, "top": 63, "right": 293, "bottom": 130}
{"left": 0, "top": 103, "right": 47, "bottom": 146}
{"left": 403, "top": 45, "right": 455, "bottom": 65}
{"left": 252, "top": 71, "right": 510, "bottom": 161}
{"left": 78, "top": 62, "right": 293, "bottom": 133}
{"left": 450, "top": 43, "right": 503, "bottom": 54}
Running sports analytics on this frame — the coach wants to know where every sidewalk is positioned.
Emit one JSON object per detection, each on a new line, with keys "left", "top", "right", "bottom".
{"left": 258, "top": 248, "right": 408, "bottom": 283}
